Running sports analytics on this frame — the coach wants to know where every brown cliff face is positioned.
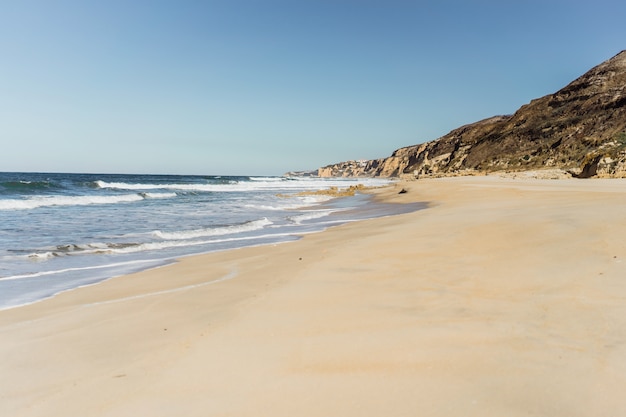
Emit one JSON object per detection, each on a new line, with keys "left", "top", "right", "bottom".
{"left": 318, "top": 50, "right": 626, "bottom": 178}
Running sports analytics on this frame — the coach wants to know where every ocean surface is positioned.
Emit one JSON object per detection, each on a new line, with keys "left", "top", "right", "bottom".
{"left": 0, "top": 172, "right": 423, "bottom": 310}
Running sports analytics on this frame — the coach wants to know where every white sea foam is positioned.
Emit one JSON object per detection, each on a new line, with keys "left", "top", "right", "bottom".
{"left": 11, "top": 228, "right": 291, "bottom": 262}
{"left": 14, "top": 242, "right": 133, "bottom": 262}
{"left": 298, "top": 195, "right": 335, "bottom": 204}
{"left": 153, "top": 218, "right": 272, "bottom": 240}
{"left": 0, "top": 194, "right": 144, "bottom": 210}
{"left": 249, "top": 177, "right": 284, "bottom": 182}
{"left": 102, "top": 232, "right": 298, "bottom": 254}
{"left": 244, "top": 199, "right": 318, "bottom": 211}
{"left": 96, "top": 180, "right": 232, "bottom": 192}
{"left": 243, "top": 204, "right": 289, "bottom": 211}
{"left": 0, "top": 192, "right": 177, "bottom": 210}
{"left": 243, "top": 195, "right": 336, "bottom": 212}
{"left": 95, "top": 180, "right": 168, "bottom": 190}
{"left": 27, "top": 252, "right": 56, "bottom": 261}
{"left": 141, "top": 192, "right": 178, "bottom": 199}
{"left": 95, "top": 177, "right": 392, "bottom": 193}
{"left": 288, "top": 210, "right": 334, "bottom": 224}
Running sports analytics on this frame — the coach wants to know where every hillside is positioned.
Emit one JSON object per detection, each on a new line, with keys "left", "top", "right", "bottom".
{"left": 318, "top": 50, "right": 626, "bottom": 178}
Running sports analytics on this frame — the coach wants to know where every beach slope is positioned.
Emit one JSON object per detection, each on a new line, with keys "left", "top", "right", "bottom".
{"left": 2, "top": 176, "right": 626, "bottom": 416}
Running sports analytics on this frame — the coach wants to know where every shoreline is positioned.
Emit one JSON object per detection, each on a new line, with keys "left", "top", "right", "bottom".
{"left": 2, "top": 176, "right": 626, "bottom": 416}
{"left": 0, "top": 185, "right": 420, "bottom": 314}
{"left": 0, "top": 183, "right": 413, "bottom": 311}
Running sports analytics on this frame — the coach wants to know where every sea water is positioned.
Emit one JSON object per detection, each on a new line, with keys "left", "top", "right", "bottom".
{"left": 0, "top": 172, "right": 422, "bottom": 310}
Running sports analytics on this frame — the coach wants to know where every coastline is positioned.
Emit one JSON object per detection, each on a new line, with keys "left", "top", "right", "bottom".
{"left": 0, "top": 175, "right": 398, "bottom": 311}
{"left": 2, "top": 176, "right": 626, "bottom": 416}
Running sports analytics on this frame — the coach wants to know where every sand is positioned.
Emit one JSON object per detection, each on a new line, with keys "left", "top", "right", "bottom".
{"left": 2, "top": 176, "right": 626, "bottom": 416}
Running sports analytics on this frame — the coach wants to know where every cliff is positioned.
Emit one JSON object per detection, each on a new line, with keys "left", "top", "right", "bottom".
{"left": 318, "top": 50, "right": 626, "bottom": 179}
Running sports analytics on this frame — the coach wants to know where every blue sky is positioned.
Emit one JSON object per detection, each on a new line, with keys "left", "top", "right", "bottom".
{"left": 1, "top": 0, "right": 625, "bottom": 175}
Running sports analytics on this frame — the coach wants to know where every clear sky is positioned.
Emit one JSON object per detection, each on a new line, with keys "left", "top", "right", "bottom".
{"left": 1, "top": 0, "right": 625, "bottom": 176}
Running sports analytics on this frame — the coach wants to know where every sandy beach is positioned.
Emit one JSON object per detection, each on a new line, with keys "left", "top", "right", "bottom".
{"left": 2, "top": 176, "right": 626, "bottom": 416}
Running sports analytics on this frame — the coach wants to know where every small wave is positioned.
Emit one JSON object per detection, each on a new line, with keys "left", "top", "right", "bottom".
{"left": 14, "top": 218, "right": 273, "bottom": 261}
{"left": 204, "top": 176, "right": 240, "bottom": 184}
{"left": 13, "top": 242, "right": 138, "bottom": 261}
{"left": 243, "top": 204, "right": 290, "bottom": 211}
{"left": 0, "top": 192, "right": 175, "bottom": 210}
{"left": 249, "top": 177, "right": 285, "bottom": 182}
{"left": 55, "top": 243, "right": 107, "bottom": 252}
{"left": 95, "top": 180, "right": 228, "bottom": 192}
{"left": 243, "top": 196, "right": 335, "bottom": 211}
{"left": 96, "top": 181, "right": 253, "bottom": 193}
{"left": 27, "top": 251, "right": 57, "bottom": 261}
{"left": 288, "top": 210, "right": 334, "bottom": 224}
{"left": 0, "top": 180, "right": 62, "bottom": 193}
{"left": 54, "top": 242, "right": 134, "bottom": 253}
{"left": 95, "top": 177, "right": 392, "bottom": 193}
{"left": 95, "top": 180, "right": 156, "bottom": 190}
{"left": 298, "top": 195, "right": 336, "bottom": 204}
{"left": 104, "top": 232, "right": 297, "bottom": 255}
{"left": 153, "top": 218, "right": 272, "bottom": 240}
{"left": 10, "top": 232, "right": 290, "bottom": 261}
{"left": 139, "top": 192, "right": 178, "bottom": 199}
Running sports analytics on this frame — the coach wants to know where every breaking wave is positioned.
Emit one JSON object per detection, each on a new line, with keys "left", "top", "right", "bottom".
{"left": 0, "top": 192, "right": 175, "bottom": 210}
{"left": 0, "top": 180, "right": 63, "bottom": 193}
{"left": 288, "top": 210, "right": 335, "bottom": 224}
{"left": 16, "top": 231, "right": 297, "bottom": 262}
{"left": 94, "top": 180, "right": 234, "bottom": 192}
{"left": 94, "top": 177, "right": 391, "bottom": 193}
{"left": 152, "top": 218, "right": 273, "bottom": 240}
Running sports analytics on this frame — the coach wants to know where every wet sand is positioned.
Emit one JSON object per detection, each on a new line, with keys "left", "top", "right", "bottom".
{"left": 2, "top": 176, "right": 626, "bottom": 416}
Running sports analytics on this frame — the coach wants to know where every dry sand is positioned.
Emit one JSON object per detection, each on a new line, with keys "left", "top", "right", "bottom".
{"left": 2, "top": 176, "right": 626, "bottom": 416}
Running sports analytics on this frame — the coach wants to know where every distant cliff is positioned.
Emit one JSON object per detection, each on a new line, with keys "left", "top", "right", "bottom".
{"left": 318, "top": 50, "right": 626, "bottom": 179}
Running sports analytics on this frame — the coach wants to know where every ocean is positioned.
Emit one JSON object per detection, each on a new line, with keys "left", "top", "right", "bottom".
{"left": 0, "top": 172, "right": 423, "bottom": 310}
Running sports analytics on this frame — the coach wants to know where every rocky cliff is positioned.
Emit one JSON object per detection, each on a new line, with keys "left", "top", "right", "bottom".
{"left": 318, "top": 50, "right": 626, "bottom": 178}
